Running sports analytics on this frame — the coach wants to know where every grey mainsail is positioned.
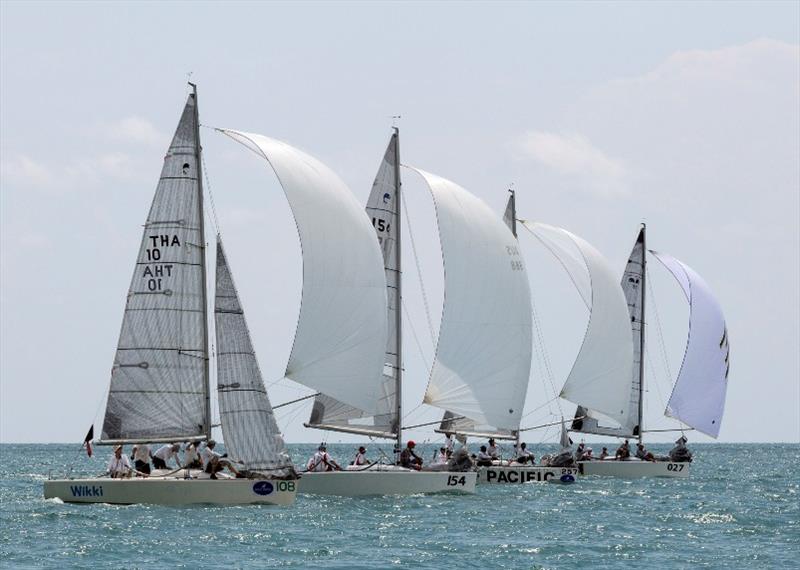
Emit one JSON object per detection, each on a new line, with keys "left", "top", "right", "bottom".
{"left": 571, "top": 226, "right": 645, "bottom": 438}
{"left": 215, "top": 240, "right": 294, "bottom": 476}
{"left": 305, "top": 132, "right": 400, "bottom": 439}
{"left": 101, "top": 91, "right": 209, "bottom": 443}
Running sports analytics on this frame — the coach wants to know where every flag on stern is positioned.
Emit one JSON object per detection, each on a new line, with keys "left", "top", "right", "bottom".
{"left": 83, "top": 425, "right": 94, "bottom": 457}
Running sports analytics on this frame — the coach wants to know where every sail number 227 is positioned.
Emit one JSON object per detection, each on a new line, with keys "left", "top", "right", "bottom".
{"left": 447, "top": 475, "right": 467, "bottom": 486}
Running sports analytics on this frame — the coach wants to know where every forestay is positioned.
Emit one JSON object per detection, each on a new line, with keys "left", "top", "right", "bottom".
{"left": 101, "top": 92, "right": 208, "bottom": 443}
{"left": 651, "top": 252, "right": 729, "bottom": 438}
{"left": 215, "top": 240, "right": 294, "bottom": 476}
{"left": 218, "top": 130, "right": 388, "bottom": 415}
{"left": 307, "top": 133, "right": 400, "bottom": 438}
{"left": 410, "top": 168, "right": 532, "bottom": 430}
{"left": 522, "top": 222, "right": 634, "bottom": 430}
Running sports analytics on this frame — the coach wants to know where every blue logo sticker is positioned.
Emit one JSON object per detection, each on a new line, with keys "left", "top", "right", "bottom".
{"left": 252, "top": 481, "right": 274, "bottom": 495}
{"left": 560, "top": 474, "right": 576, "bottom": 484}
{"left": 383, "top": 192, "right": 391, "bottom": 204}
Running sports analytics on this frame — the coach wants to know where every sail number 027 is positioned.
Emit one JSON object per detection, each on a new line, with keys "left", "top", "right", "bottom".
{"left": 447, "top": 475, "right": 467, "bottom": 486}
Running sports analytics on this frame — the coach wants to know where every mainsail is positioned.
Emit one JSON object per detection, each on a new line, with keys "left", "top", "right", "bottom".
{"left": 306, "top": 132, "right": 401, "bottom": 439}
{"left": 101, "top": 90, "right": 210, "bottom": 444}
{"left": 522, "top": 222, "right": 634, "bottom": 430}
{"left": 652, "top": 252, "right": 730, "bottom": 438}
{"left": 218, "top": 130, "right": 389, "bottom": 415}
{"left": 571, "top": 227, "right": 645, "bottom": 438}
{"left": 410, "top": 168, "right": 533, "bottom": 430}
{"left": 215, "top": 240, "right": 294, "bottom": 476}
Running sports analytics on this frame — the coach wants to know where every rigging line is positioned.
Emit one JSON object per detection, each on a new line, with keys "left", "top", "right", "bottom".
{"left": 521, "top": 395, "right": 561, "bottom": 419}
{"left": 200, "top": 146, "right": 222, "bottom": 237}
{"left": 530, "top": 289, "right": 562, "bottom": 418}
{"left": 401, "top": 190, "right": 437, "bottom": 348}
{"left": 646, "top": 264, "right": 673, "bottom": 381}
{"left": 402, "top": 300, "right": 431, "bottom": 374}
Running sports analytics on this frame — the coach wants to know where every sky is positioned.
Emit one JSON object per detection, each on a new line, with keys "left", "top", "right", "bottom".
{"left": 1, "top": 1, "right": 798, "bottom": 446}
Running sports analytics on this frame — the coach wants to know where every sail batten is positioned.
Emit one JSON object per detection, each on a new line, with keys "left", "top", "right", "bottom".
{"left": 214, "top": 240, "right": 293, "bottom": 475}
{"left": 522, "top": 222, "right": 634, "bottom": 429}
{"left": 651, "top": 251, "right": 729, "bottom": 438}
{"left": 101, "top": 93, "right": 208, "bottom": 442}
{"left": 219, "top": 130, "right": 389, "bottom": 415}
{"left": 411, "top": 168, "right": 533, "bottom": 430}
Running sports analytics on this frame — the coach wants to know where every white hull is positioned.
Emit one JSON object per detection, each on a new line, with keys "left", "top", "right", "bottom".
{"left": 477, "top": 465, "right": 579, "bottom": 484}
{"left": 579, "top": 459, "right": 691, "bottom": 478}
{"left": 300, "top": 468, "right": 477, "bottom": 496}
{"left": 43, "top": 476, "right": 298, "bottom": 505}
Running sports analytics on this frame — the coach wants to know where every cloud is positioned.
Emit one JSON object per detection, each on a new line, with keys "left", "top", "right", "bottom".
{"left": 514, "top": 131, "right": 629, "bottom": 198}
{"left": 107, "top": 116, "right": 169, "bottom": 148}
{"left": 0, "top": 154, "right": 55, "bottom": 188}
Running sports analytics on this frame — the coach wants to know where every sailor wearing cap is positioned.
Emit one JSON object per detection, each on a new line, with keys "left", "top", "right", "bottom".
{"left": 352, "top": 446, "right": 369, "bottom": 466}
{"left": 307, "top": 444, "right": 342, "bottom": 472}
{"left": 107, "top": 445, "right": 131, "bottom": 478}
{"left": 399, "top": 440, "right": 423, "bottom": 470}
{"left": 152, "top": 443, "right": 181, "bottom": 470}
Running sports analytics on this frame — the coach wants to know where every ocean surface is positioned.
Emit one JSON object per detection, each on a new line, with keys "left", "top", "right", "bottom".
{"left": 1, "top": 443, "right": 797, "bottom": 569}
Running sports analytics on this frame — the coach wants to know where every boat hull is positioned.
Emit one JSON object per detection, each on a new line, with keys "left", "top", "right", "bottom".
{"left": 477, "top": 465, "right": 579, "bottom": 484}
{"left": 299, "top": 469, "right": 477, "bottom": 496}
{"left": 43, "top": 477, "right": 298, "bottom": 505}
{"left": 579, "top": 459, "right": 691, "bottom": 478}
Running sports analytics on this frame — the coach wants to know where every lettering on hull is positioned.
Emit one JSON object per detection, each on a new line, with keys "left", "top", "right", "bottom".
{"left": 70, "top": 485, "right": 104, "bottom": 497}
{"left": 483, "top": 468, "right": 579, "bottom": 483}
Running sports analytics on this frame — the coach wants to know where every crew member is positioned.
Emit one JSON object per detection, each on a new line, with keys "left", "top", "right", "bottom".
{"left": 475, "top": 445, "right": 493, "bottom": 467}
{"left": 399, "top": 441, "right": 423, "bottom": 470}
{"left": 152, "top": 443, "right": 181, "bottom": 470}
{"left": 107, "top": 445, "right": 131, "bottom": 478}
{"left": 487, "top": 438, "right": 500, "bottom": 460}
{"left": 132, "top": 443, "right": 152, "bottom": 475}
{"left": 307, "top": 444, "right": 341, "bottom": 472}
{"left": 352, "top": 446, "right": 368, "bottom": 466}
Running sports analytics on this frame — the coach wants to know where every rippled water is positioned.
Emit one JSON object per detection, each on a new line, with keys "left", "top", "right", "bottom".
{"left": 1, "top": 443, "right": 797, "bottom": 568}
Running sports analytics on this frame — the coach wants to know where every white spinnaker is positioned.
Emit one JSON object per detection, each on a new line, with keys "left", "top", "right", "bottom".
{"left": 410, "top": 168, "right": 532, "bottom": 430}
{"left": 522, "top": 222, "right": 635, "bottom": 429}
{"left": 651, "top": 252, "right": 729, "bottom": 438}
{"left": 306, "top": 133, "right": 400, "bottom": 437}
{"left": 215, "top": 240, "right": 294, "bottom": 476}
{"left": 102, "top": 93, "right": 207, "bottom": 442}
{"left": 219, "top": 130, "right": 389, "bottom": 415}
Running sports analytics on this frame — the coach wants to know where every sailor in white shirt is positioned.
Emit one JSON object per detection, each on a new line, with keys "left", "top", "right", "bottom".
{"left": 444, "top": 433, "right": 455, "bottom": 457}
{"left": 153, "top": 443, "right": 181, "bottom": 470}
{"left": 132, "top": 443, "right": 152, "bottom": 475}
{"left": 107, "top": 445, "right": 131, "bottom": 478}
{"left": 306, "top": 444, "right": 341, "bottom": 472}
{"left": 351, "top": 446, "right": 368, "bottom": 466}
{"left": 475, "top": 446, "right": 493, "bottom": 466}
{"left": 433, "top": 447, "right": 448, "bottom": 465}
{"left": 487, "top": 438, "right": 500, "bottom": 460}
{"left": 515, "top": 442, "right": 535, "bottom": 464}
{"left": 183, "top": 440, "right": 203, "bottom": 468}
{"left": 201, "top": 440, "right": 221, "bottom": 470}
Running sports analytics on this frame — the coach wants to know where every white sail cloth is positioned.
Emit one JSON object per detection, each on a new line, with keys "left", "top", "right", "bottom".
{"left": 219, "top": 130, "right": 388, "bottom": 415}
{"left": 102, "top": 93, "right": 208, "bottom": 442}
{"left": 215, "top": 241, "right": 294, "bottom": 476}
{"left": 410, "top": 168, "right": 532, "bottom": 430}
{"left": 522, "top": 222, "right": 634, "bottom": 430}
{"left": 306, "top": 133, "right": 400, "bottom": 437}
{"left": 652, "top": 252, "right": 729, "bottom": 438}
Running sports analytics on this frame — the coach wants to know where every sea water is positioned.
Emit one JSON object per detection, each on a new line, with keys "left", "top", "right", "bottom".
{"left": 1, "top": 443, "right": 797, "bottom": 568}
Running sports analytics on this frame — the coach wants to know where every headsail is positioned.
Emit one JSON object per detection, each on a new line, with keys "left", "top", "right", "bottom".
{"left": 219, "top": 130, "right": 388, "bottom": 415}
{"left": 436, "top": 189, "right": 523, "bottom": 440}
{"left": 410, "top": 168, "right": 533, "bottom": 430}
{"left": 101, "top": 91, "right": 209, "bottom": 444}
{"left": 522, "top": 222, "right": 634, "bottom": 430}
{"left": 215, "top": 240, "right": 294, "bottom": 476}
{"left": 571, "top": 227, "right": 645, "bottom": 438}
{"left": 651, "top": 252, "right": 729, "bottom": 438}
{"left": 306, "top": 132, "right": 401, "bottom": 438}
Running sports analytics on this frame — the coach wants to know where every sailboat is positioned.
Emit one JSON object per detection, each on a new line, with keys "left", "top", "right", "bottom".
{"left": 249, "top": 129, "right": 477, "bottom": 496}
{"left": 568, "top": 224, "right": 730, "bottom": 478}
{"left": 44, "top": 84, "right": 375, "bottom": 504}
{"left": 431, "top": 191, "right": 584, "bottom": 485}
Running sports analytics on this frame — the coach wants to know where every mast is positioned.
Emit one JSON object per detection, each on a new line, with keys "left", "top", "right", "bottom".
{"left": 637, "top": 223, "right": 646, "bottom": 444}
{"left": 510, "top": 187, "right": 520, "bottom": 452}
{"left": 393, "top": 127, "right": 403, "bottom": 453}
{"left": 190, "top": 82, "right": 212, "bottom": 441}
